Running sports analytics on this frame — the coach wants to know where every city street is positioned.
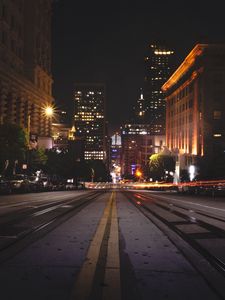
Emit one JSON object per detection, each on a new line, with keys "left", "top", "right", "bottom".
{"left": 1, "top": 2, "right": 225, "bottom": 300}
{"left": 0, "top": 189, "right": 225, "bottom": 300}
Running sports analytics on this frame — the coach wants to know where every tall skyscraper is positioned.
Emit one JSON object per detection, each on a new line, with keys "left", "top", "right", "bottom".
{"left": 0, "top": 0, "right": 53, "bottom": 141}
{"left": 110, "top": 132, "right": 122, "bottom": 182}
{"left": 73, "top": 83, "right": 106, "bottom": 161}
{"left": 111, "top": 133, "right": 122, "bottom": 167}
{"left": 121, "top": 86, "right": 167, "bottom": 177}
{"left": 144, "top": 44, "right": 174, "bottom": 134}
{"left": 131, "top": 88, "right": 146, "bottom": 124}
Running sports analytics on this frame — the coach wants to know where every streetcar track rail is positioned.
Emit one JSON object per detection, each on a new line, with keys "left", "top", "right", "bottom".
{"left": 139, "top": 192, "right": 225, "bottom": 222}
{"left": 123, "top": 191, "right": 225, "bottom": 300}
{"left": 133, "top": 192, "right": 225, "bottom": 274}
{"left": 155, "top": 202, "right": 225, "bottom": 235}
{"left": 0, "top": 191, "right": 96, "bottom": 221}
{"left": 0, "top": 191, "right": 102, "bottom": 263}
{"left": 136, "top": 192, "right": 225, "bottom": 230}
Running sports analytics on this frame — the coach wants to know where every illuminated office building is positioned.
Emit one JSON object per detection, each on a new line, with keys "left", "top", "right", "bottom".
{"left": 110, "top": 132, "right": 122, "bottom": 182}
{"left": 111, "top": 132, "right": 122, "bottom": 166}
{"left": 144, "top": 44, "right": 174, "bottom": 134}
{"left": 0, "top": 0, "right": 53, "bottom": 140}
{"left": 162, "top": 44, "right": 225, "bottom": 177}
{"left": 73, "top": 83, "right": 106, "bottom": 161}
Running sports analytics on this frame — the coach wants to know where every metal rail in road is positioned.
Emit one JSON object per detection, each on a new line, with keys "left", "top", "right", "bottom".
{"left": 0, "top": 191, "right": 101, "bottom": 263}
{"left": 124, "top": 191, "right": 225, "bottom": 300}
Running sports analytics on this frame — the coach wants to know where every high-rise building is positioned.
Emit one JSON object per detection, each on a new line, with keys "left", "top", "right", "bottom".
{"left": 131, "top": 88, "right": 146, "bottom": 124}
{"left": 111, "top": 133, "right": 122, "bottom": 166}
{"left": 0, "top": 0, "right": 53, "bottom": 141}
{"left": 120, "top": 123, "right": 165, "bottom": 177}
{"left": 144, "top": 44, "right": 174, "bottom": 134}
{"left": 120, "top": 87, "right": 166, "bottom": 177}
{"left": 52, "top": 110, "right": 72, "bottom": 150}
{"left": 73, "top": 83, "right": 106, "bottom": 161}
{"left": 162, "top": 44, "right": 225, "bottom": 179}
{"left": 110, "top": 132, "right": 122, "bottom": 182}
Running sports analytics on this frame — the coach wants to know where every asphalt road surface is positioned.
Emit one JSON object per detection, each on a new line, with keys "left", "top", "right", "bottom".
{"left": 0, "top": 189, "right": 225, "bottom": 300}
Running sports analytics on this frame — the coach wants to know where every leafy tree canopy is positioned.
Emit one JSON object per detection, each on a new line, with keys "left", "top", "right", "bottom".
{"left": 0, "top": 123, "right": 28, "bottom": 174}
{"left": 28, "top": 148, "right": 47, "bottom": 172}
{"left": 149, "top": 153, "right": 175, "bottom": 181}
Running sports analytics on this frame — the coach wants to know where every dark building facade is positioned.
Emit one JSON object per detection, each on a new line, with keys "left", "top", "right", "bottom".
{"left": 144, "top": 44, "right": 174, "bottom": 134}
{"left": 162, "top": 44, "right": 225, "bottom": 179}
{"left": 0, "top": 0, "right": 53, "bottom": 140}
{"left": 73, "top": 83, "right": 106, "bottom": 161}
{"left": 120, "top": 123, "right": 165, "bottom": 177}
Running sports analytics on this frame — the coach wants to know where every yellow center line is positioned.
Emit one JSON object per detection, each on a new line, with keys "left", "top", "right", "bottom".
{"left": 102, "top": 191, "right": 121, "bottom": 300}
{"left": 70, "top": 192, "right": 114, "bottom": 300}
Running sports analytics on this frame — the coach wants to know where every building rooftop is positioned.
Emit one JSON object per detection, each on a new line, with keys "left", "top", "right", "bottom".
{"left": 162, "top": 44, "right": 225, "bottom": 92}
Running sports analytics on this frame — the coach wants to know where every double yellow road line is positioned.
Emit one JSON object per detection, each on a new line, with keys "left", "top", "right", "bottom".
{"left": 71, "top": 192, "right": 121, "bottom": 300}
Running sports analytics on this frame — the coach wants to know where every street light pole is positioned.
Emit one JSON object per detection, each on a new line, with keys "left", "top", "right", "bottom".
{"left": 27, "top": 114, "right": 31, "bottom": 142}
{"left": 91, "top": 168, "right": 95, "bottom": 182}
{"left": 25, "top": 114, "right": 31, "bottom": 173}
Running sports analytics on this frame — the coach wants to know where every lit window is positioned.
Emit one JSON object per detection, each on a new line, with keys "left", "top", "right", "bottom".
{"left": 213, "top": 133, "right": 222, "bottom": 137}
{"left": 213, "top": 110, "right": 222, "bottom": 120}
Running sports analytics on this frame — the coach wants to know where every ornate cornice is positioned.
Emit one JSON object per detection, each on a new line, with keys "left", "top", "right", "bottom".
{"left": 162, "top": 44, "right": 208, "bottom": 92}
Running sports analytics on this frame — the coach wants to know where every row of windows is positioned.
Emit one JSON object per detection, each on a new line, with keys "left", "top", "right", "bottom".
{"left": 1, "top": 1, "right": 23, "bottom": 16}
{"left": 1, "top": 4, "right": 23, "bottom": 36}
{"left": 169, "top": 114, "right": 193, "bottom": 128}
{"left": 75, "top": 111, "right": 104, "bottom": 117}
{"left": 213, "top": 110, "right": 222, "bottom": 119}
{"left": 169, "top": 99, "right": 193, "bottom": 116}
{"left": 169, "top": 84, "right": 194, "bottom": 104}
{"left": 1, "top": 30, "right": 23, "bottom": 58}
{"left": 169, "top": 110, "right": 222, "bottom": 123}
{"left": 36, "top": 76, "right": 51, "bottom": 94}
{"left": 169, "top": 110, "right": 223, "bottom": 130}
{"left": 75, "top": 91, "right": 103, "bottom": 95}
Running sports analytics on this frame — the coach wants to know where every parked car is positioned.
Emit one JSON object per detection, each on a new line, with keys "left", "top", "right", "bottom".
{"left": 77, "top": 182, "right": 85, "bottom": 190}
{"left": 40, "top": 176, "right": 53, "bottom": 191}
{"left": 0, "top": 176, "right": 12, "bottom": 194}
{"left": 8, "top": 174, "right": 31, "bottom": 193}
{"left": 28, "top": 175, "right": 45, "bottom": 192}
{"left": 65, "top": 183, "right": 77, "bottom": 190}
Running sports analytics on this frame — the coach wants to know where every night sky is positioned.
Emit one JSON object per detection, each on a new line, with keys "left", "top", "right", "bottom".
{"left": 52, "top": 0, "right": 225, "bottom": 134}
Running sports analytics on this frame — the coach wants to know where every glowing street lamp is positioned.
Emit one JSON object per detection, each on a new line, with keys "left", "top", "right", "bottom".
{"left": 135, "top": 169, "right": 143, "bottom": 181}
{"left": 42, "top": 104, "right": 55, "bottom": 139}
{"left": 44, "top": 105, "right": 54, "bottom": 117}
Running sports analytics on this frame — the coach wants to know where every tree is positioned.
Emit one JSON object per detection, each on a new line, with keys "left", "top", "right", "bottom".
{"left": 149, "top": 153, "right": 175, "bottom": 181}
{"left": 0, "top": 123, "right": 28, "bottom": 175}
{"left": 28, "top": 148, "right": 47, "bottom": 172}
{"left": 44, "top": 149, "right": 84, "bottom": 181}
{"left": 44, "top": 148, "right": 66, "bottom": 178}
{"left": 87, "top": 160, "right": 111, "bottom": 182}
{"left": 44, "top": 149, "right": 111, "bottom": 183}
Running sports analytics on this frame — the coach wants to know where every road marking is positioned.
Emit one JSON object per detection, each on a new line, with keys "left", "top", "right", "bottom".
{"left": 32, "top": 206, "right": 60, "bottom": 216}
{"left": 71, "top": 192, "right": 114, "bottom": 299}
{"left": 0, "top": 235, "right": 18, "bottom": 239}
{"left": 102, "top": 192, "right": 121, "bottom": 300}
{"left": 140, "top": 193, "right": 225, "bottom": 213}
